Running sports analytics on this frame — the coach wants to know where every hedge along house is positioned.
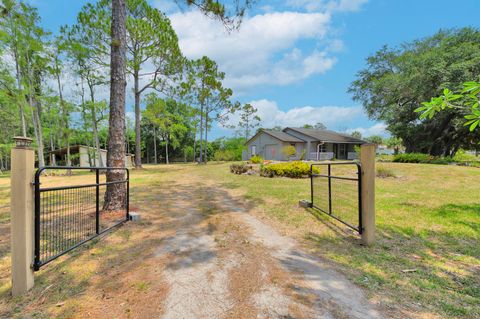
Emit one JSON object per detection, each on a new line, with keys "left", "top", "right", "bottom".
{"left": 47, "top": 145, "right": 134, "bottom": 167}
{"left": 245, "top": 127, "right": 366, "bottom": 161}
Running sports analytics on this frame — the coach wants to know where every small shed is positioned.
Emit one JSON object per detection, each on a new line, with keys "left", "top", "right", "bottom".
{"left": 48, "top": 145, "right": 134, "bottom": 167}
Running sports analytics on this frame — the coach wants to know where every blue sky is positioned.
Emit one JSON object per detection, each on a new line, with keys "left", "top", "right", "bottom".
{"left": 30, "top": 0, "right": 480, "bottom": 139}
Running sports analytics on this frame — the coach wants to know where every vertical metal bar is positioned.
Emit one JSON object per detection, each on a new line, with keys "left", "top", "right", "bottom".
{"left": 328, "top": 164, "right": 332, "bottom": 215}
{"left": 126, "top": 169, "right": 130, "bottom": 221}
{"left": 95, "top": 168, "right": 100, "bottom": 234}
{"left": 34, "top": 170, "right": 41, "bottom": 270}
{"left": 357, "top": 164, "right": 363, "bottom": 234}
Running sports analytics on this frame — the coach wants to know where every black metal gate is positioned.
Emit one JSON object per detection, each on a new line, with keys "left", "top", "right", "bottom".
{"left": 309, "top": 162, "right": 363, "bottom": 233}
{"left": 33, "top": 167, "right": 129, "bottom": 271}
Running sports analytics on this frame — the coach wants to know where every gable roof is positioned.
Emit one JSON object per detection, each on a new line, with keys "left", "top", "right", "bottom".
{"left": 284, "top": 127, "right": 366, "bottom": 144}
{"left": 246, "top": 129, "right": 305, "bottom": 144}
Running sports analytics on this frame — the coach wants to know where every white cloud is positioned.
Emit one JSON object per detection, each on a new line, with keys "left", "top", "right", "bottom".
{"left": 226, "top": 99, "right": 364, "bottom": 129}
{"left": 169, "top": 10, "right": 335, "bottom": 92}
{"left": 346, "top": 123, "right": 388, "bottom": 137}
{"left": 286, "top": 0, "right": 368, "bottom": 13}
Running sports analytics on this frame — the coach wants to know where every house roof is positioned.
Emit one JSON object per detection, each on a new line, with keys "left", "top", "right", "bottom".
{"left": 246, "top": 129, "right": 305, "bottom": 144}
{"left": 284, "top": 127, "right": 366, "bottom": 144}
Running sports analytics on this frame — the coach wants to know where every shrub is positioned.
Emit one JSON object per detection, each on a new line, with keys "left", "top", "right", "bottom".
{"left": 230, "top": 163, "right": 250, "bottom": 174}
{"left": 377, "top": 154, "right": 394, "bottom": 162}
{"left": 213, "top": 150, "right": 237, "bottom": 161}
{"left": 250, "top": 155, "right": 263, "bottom": 164}
{"left": 282, "top": 145, "right": 296, "bottom": 158}
{"left": 453, "top": 149, "right": 479, "bottom": 162}
{"left": 393, "top": 153, "right": 432, "bottom": 163}
{"left": 260, "top": 161, "right": 319, "bottom": 178}
{"left": 376, "top": 166, "right": 396, "bottom": 178}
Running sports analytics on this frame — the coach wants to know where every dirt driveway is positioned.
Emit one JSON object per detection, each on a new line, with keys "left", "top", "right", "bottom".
{"left": 143, "top": 169, "right": 382, "bottom": 319}
{"left": 0, "top": 166, "right": 384, "bottom": 318}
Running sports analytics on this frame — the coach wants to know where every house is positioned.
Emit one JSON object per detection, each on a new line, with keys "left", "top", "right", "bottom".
{"left": 245, "top": 127, "right": 366, "bottom": 161}
{"left": 47, "top": 145, "right": 134, "bottom": 167}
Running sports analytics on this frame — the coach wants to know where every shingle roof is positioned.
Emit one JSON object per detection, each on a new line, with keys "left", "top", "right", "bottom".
{"left": 284, "top": 127, "right": 366, "bottom": 144}
{"left": 264, "top": 130, "right": 305, "bottom": 142}
{"left": 246, "top": 129, "right": 305, "bottom": 144}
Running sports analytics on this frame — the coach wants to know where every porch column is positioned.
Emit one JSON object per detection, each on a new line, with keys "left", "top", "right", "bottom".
{"left": 306, "top": 141, "right": 311, "bottom": 160}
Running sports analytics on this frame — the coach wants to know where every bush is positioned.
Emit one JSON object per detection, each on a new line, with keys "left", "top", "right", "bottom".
{"left": 393, "top": 153, "right": 432, "bottom": 163}
{"left": 377, "top": 154, "right": 394, "bottom": 162}
{"left": 282, "top": 145, "right": 296, "bottom": 158}
{"left": 250, "top": 155, "right": 263, "bottom": 164}
{"left": 376, "top": 166, "right": 396, "bottom": 178}
{"left": 213, "top": 150, "right": 237, "bottom": 161}
{"left": 260, "top": 161, "right": 319, "bottom": 178}
{"left": 230, "top": 163, "right": 250, "bottom": 174}
{"left": 453, "top": 149, "right": 479, "bottom": 162}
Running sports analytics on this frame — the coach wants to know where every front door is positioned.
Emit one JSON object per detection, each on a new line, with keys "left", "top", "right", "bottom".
{"left": 333, "top": 144, "right": 338, "bottom": 159}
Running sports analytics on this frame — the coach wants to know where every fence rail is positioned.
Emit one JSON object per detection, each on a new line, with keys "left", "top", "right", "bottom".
{"left": 33, "top": 166, "right": 129, "bottom": 271}
{"left": 310, "top": 162, "right": 363, "bottom": 233}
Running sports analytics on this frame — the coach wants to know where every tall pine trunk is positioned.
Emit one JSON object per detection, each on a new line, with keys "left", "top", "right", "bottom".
{"left": 153, "top": 126, "right": 157, "bottom": 164}
{"left": 199, "top": 103, "right": 204, "bottom": 163}
{"left": 55, "top": 67, "right": 71, "bottom": 167}
{"left": 88, "top": 84, "right": 104, "bottom": 167}
{"left": 204, "top": 113, "right": 208, "bottom": 164}
{"left": 192, "top": 120, "right": 197, "bottom": 163}
{"left": 104, "top": 0, "right": 127, "bottom": 211}
{"left": 165, "top": 135, "right": 169, "bottom": 164}
{"left": 134, "top": 71, "right": 142, "bottom": 168}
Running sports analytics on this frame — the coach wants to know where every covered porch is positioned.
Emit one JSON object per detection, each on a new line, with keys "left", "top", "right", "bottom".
{"left": 307, "top": 142, "right": 358, "bottom": 161}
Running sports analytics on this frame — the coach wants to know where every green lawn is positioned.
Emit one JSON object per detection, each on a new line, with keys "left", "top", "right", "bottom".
{"left": 0, "top": 162, "right": 478, "bottom": 318}
{"left": 194, "top": 162, "right": 480, "bottom": 318}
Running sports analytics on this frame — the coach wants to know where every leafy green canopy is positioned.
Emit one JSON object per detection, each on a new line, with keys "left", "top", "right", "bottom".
{"left": 349, "top": 28, "right": 480, "bottom": 156}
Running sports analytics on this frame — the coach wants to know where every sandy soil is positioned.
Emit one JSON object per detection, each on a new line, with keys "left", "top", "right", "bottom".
{"left": 152, "top": 173, "right": 383, "bottom": 319}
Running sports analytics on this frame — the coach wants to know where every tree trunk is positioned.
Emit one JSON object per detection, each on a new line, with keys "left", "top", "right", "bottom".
{"left": 104, "top": 0, "right": 127, "bottom": 212}
{"left": 49, "top": 133, "right": 56, "bottom": 166}
{"left": 134, "top": 72, "right": 142, "bottom": 168}
{"left": 199, "top": 103, "right": 204, "bottom": 163}
{"left": 165, "top": 136, "right": 169, "bottom": 164}
{"left": 153, "top": 126, "right": 157, "bottom": 164}
{"left": 13, "top": 50, "right": 27, "bottom": 136}
{"left": 29, "top": 91, "right": 45, "bottom": 168}
{"left": 88, "top": 84, "right": 104, "bottom": 167}
{"left": 193, "top": 120, "right": 197, "bottom": 163}
{"left": 204, "top": 113, "right": 208, "bottom": 164}
{"left": 56, "top": 66, "right": 71, "bottom": 168}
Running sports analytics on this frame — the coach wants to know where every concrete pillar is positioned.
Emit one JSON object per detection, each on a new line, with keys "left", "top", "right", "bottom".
{"left": 360, "top": 143, "right": 376, "bottom": 245}
{"left": 10, "top": 136, "right": 35, "bottom": 295}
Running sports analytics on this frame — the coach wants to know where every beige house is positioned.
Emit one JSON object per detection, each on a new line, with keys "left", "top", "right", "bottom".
{"left": 245, "top": 127, "right": 366, "bottom": 161}
{"left": 48, "top": 145, "right": 134, "bottom": 167}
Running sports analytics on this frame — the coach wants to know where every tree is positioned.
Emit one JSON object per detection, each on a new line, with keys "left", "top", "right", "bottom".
{"left": 365, "top": 135, "right": 384, "bottom": 145}
{"left": 0, "top": 0, "right": 48, "bottom": 167}
{"left": 181, "top": 56, "right": 233, "bottom": 164}
{"left": 238, "top": 103, "right": 260, "bottom": 140}
{"left": 302, "top": 124, "right": 313, "bottom": 129}
{"left": 385, "top": 136, "right": 403, "bottom": 154}
{"left": 314, "top": 122, "right": 327, "bottom": 130}
{"left": 349, "top": 28, "right": 480, "bottom": 156}
{"left": 65, "top": 1, "right": 110, "bottom": 167}
{"left": 416, "top": 81, "right": 480, "bottom": 133}
{"left": 104, "top": 0, "right": 127, "bottom": 211}
{"left": 126, "top": 0, "right": 183, "bottom": 168}
{"left": 351, "top": 131, "right": 362, "bottom": 139}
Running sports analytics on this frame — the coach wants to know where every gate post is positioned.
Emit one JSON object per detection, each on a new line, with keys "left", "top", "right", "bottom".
{"left": 360, "top": 143, "right": 376, "bottom": 245}
{"left": 10, "top": 136, "right": 35, "bottom": 295}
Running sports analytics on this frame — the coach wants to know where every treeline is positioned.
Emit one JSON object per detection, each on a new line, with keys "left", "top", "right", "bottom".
{"left": 0, "top": 0, "right": 258, "bottom": 171}
{"left": 349, "top": 27, "right": 480, "bottom": 156}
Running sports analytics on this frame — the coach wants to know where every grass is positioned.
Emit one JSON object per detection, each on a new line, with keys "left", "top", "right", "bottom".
{"left": 0, "top": 162, "right": 478, "bottom": 318}
{"left": 193, "top": 162, "right": 480, "bottom": 318}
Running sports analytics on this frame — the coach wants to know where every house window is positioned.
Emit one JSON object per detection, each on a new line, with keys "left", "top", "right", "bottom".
{"left": 318, "top": 144, "right": 326, "bottom": 153}
{"left": 251, "top": 145, "right": 256, "bottom": 156}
